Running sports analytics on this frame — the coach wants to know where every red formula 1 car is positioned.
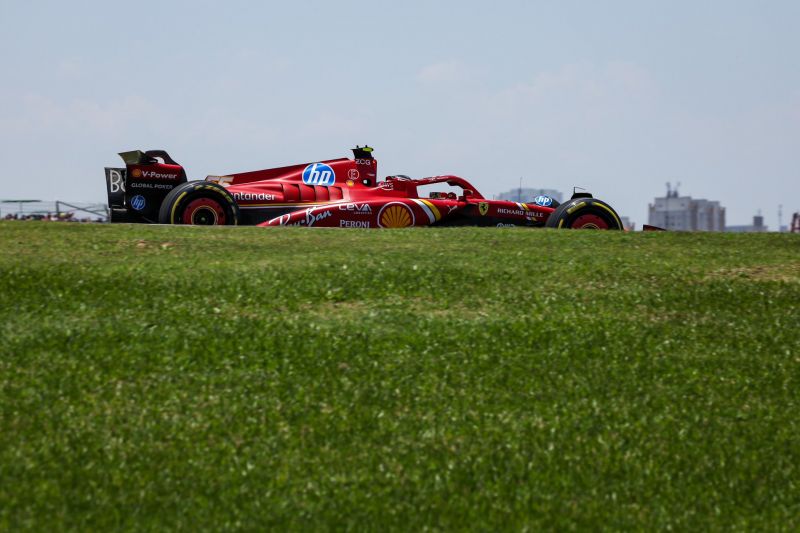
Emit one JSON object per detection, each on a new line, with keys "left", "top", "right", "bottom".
{"left": 103, "top": 146, "right": 623, "bottom": 229}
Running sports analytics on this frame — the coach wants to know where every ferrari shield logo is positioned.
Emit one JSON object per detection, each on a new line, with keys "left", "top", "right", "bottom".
{"left": 478, "top": 202, "right": 489, "bottom": 216}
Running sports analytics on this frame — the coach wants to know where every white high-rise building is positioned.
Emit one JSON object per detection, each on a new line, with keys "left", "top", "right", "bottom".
{"left": 648, "top": 186, "right": 725, "bottom": 231}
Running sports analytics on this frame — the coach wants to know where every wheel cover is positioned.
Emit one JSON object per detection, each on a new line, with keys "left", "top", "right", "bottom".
{"left": 182, "top": 198, "right": 226, "bottom": 225}
{"left": 571, "top": 213, "right": 608, "bottom": 229}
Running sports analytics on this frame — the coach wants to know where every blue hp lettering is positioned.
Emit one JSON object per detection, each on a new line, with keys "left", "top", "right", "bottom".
{"left": 131, "top": 195, "right": 146, "bottom": 211}
{"left": 302, "top": 163, "right": 336, "bottom": 186}
{"left": 533, "top": 195, "right": 553, "bottom": 207}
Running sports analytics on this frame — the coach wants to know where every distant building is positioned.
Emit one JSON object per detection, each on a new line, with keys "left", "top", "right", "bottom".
{"left": 496, "top": 187, "right": 563, "bottom": 203}
{"left": 726, "top": 215, "right": 768, "bottom": 233}
{"left": 619, "top": 216, "right": 635, "bottom": 231}
{"left": 648, "top": 186, "right": 725, "bottom": 231}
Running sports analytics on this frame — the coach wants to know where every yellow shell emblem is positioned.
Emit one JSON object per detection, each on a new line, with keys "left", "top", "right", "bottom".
{"left": 379, "top": 204, "right": 414, "bottom": 228}
{"left": 478, "top": 202, "right": 489, "bottom": 216}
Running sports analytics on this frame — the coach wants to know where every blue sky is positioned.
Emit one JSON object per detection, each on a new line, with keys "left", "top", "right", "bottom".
{"left": 1, "top": 0, "right": 798, "bottom": 226}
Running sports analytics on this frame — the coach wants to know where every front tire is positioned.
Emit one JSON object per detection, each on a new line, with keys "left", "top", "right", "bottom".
{"left": 545, "top": 197, "right": 623, "bottom": 230}
{"left": 158, "top": 181, "right": 240, "bottom": 225}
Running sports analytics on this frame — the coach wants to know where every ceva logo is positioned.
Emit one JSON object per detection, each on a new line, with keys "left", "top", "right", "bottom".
{"left": 302, "top": 163, "right": 336, "bottom": 186}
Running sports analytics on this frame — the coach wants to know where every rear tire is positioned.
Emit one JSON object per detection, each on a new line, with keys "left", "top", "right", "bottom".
{"left": 158, "top": 181, "right": 240, "bottom": 225}
{"left": 545, "top": 197, "right": 623, "bottom": 230}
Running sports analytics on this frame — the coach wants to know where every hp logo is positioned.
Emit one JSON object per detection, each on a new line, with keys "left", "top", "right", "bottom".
{"left": 130, "top": 195, "right": 146, "bottom": 211}
{"left": 533, "top": 195, "right": 553, "bottom": 207}
{"left": 302, "top": 163, "right": 336, "bottom": 186}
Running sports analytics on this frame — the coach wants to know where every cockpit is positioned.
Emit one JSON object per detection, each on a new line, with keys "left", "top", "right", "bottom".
{"left": 427, "top": 191, "right": 459, "bottom": 200}
{"left": 381, "top": 174, "right": 485, "bottom": 202}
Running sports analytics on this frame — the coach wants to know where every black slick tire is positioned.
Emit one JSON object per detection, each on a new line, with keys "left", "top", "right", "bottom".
{"left": 545, "top": 197, "right": 623, "bottom": 230}
{"left": 158, "top": 181, "right": 240, "bottom": 225}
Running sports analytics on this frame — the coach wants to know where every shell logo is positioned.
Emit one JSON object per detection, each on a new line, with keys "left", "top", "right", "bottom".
{"left": 131, "top": 168, "right": 142, "bottom": 178}
{"left": 378, "top": 203, "right": 415, "bottom": 228}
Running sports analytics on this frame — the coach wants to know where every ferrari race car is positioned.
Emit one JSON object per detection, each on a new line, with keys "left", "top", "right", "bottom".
{"left": 103, "top": 147, "right": 623, "bottom": 229}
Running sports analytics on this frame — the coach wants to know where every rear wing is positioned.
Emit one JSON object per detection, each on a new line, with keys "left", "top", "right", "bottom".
{"left": 104, "top": 167, "right": 126, "bottom": 209}
{"left": 105, "top": 149, "right": 187, "bottom": 222}
{"left": 119, "top": 150, "right": 181, "bottom": 166}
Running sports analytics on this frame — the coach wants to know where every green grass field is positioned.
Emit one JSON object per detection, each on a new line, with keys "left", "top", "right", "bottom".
{"left": 1, "top": 221, "right": 799, "bottom": 530}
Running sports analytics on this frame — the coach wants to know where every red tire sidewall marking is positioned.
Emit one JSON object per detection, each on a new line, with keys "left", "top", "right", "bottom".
{"left": 182, "top": 197, "right": 227, "bottom": 225}
{"left": 571, "top": 213, "right": 608, "bottom": 229}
